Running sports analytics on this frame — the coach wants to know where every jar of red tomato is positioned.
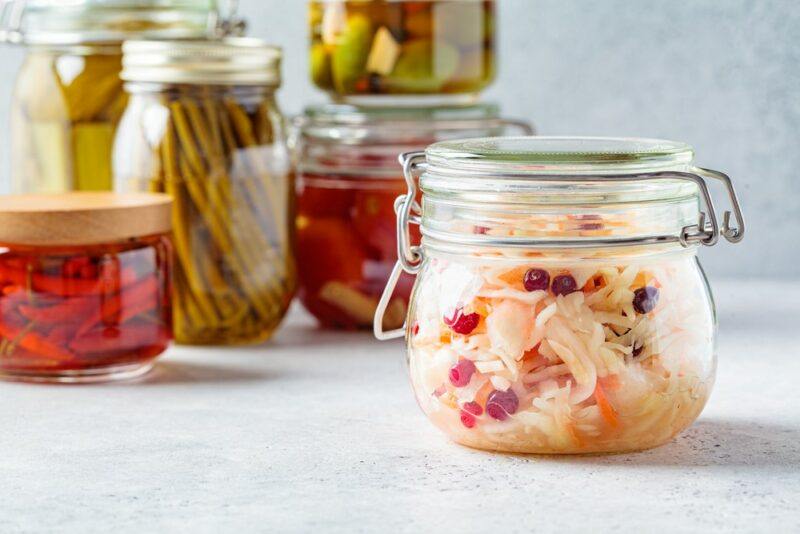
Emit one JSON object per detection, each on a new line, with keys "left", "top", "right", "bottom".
{"left": 0, "top": 192, "right": 173, "bottom": 383}
{"left": 293, "top": 103, "right": 533, "bottom": 329}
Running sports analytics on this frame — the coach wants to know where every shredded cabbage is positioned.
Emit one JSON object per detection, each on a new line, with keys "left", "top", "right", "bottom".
{"left": 408, "top": 252, "right": 715, "bottom": 454}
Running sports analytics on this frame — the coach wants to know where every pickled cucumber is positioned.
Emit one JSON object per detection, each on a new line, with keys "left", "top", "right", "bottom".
{"left": 385, "top": 39, "right": 459, "bottom": 93}
{"left": 331, "top": 14, "right": 374, "bottom": 93}
{"left": 308, "top": 0, "right": 496, "bottom": 97}
{"left": 310, "top": 44, "right": 334, "bottom": 89}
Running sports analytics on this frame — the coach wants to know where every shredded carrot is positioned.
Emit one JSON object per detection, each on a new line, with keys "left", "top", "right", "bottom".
{"left": 474, "top": 381, "right": 494, "bottom": 407}
{"left": 594, "top": 383, "right": 620, "bottom": 428}
{"left": 496, "top": 266, "right": 529, "bottom": 288}
{"left": 599, "top": 374, "right": 621, "bottom": 391}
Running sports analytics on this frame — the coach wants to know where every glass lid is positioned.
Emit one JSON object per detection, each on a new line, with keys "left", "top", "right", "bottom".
{"left": 419, "top": 137, "right": 700, "bottom": 204}
{"left": 0, "top": 0, "right": 238, "bottom": 45}
{"left": 425, "top": 137, "right": 695, "bottom": 175}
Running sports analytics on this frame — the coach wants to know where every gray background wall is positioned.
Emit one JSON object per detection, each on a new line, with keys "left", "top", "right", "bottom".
{"left": 0, "top": 0, "right": 797, "bottom": 278}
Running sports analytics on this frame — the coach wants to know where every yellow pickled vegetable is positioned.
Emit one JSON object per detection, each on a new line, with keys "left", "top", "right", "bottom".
{"left": 11, "top": 48, "right": 125, "bottom": 192}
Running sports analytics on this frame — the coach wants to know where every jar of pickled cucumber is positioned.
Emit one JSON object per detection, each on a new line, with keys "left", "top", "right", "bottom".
{"left": 376, "top": 137, "right": 746, "bottom": 454}
{"left": 0, "top": 0, "right": 242, "bottom": 193}
{"left": 309, "top": 0, "right": 495, "bottom": 105}
{"left": 114, "top": 38, "right": 296, "bottom": 345}
{"left": 293, "top": 103, "right": 532, "bottom": 329}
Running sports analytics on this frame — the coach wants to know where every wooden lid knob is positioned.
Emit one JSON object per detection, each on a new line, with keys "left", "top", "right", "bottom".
{"left": 0, "top": 192, "right": 173, "bottom": 247}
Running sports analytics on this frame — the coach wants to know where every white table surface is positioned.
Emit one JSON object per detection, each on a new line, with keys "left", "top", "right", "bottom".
{"left": 1, "top": 279, "right": 798, "bottom": 533}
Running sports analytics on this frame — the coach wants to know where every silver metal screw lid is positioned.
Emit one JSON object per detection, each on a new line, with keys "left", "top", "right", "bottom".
{"left": 121, "top": 37, "right": 281, "bottom": 86}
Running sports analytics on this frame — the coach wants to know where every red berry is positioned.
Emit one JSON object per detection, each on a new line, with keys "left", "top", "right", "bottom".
{"left": 462, "top": 401, "right": 483, "bottom": 416}
{"left": 486, "top": 389, "right": 519, "bottom": 420}
{"left": 551, "top": 274, "right": 578, "bottom": 296}
{"left": 449, "top": 359, "right": 476, "bottom": 387}
{"left": 523, "top": 268, "right": 550, "bottom": 292}
{"left": 412, "top": 321, "right": 420, "bottom": 336}
{"left": 443, "top": 308, "right": 480, "bottom": 335}
{"left": 460, "top": 411, "right": 476, "bottom": 428}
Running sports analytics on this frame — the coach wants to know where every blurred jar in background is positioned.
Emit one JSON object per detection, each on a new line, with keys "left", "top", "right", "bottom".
{"left": 0, "top": 0, "right": 241, "bottom": 193}
{"left": 293, "top": 103, "right": 532, "bottom": 330}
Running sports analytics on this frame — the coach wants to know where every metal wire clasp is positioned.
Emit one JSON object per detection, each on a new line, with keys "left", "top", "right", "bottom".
{"left": 373, "top": 151, "right": 426, "bottom": 341}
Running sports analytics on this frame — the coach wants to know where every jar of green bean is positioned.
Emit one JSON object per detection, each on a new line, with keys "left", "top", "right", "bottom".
{"left": 113, "top": 38, "right": 295, "bottom": 345}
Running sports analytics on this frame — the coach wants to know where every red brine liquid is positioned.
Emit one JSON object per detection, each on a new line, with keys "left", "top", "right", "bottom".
{"left": 0, "top": 235, "right": 172, "bottom": 381}
{"left": 296, "top": 173, "right": 419, "bottom": 330}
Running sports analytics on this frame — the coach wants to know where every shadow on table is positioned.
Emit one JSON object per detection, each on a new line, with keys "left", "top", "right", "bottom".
{"left": 547, "top": 418, "right": 800, "bottom": 468}
{"left": 135, "top": 361, "right": 277, "bottom": 385}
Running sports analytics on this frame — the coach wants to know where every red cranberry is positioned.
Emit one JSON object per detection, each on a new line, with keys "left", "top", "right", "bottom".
{"left": 633, "top": 286, "right": 660, "bottom": 314}
{"left": 462, "top": 401, "right": 483, "bottom": 416}
{"left": 412, "top": 322, "right": 420, "bottom": 336}
{"left": 523, "top": 268, "right": 550, "bottom": 292}
{"left": 486, "top": 389, "right": 519, "bottom": 420}
{"left": 449, "top": 359, "right": 476, "bottom": 387}
{"left": 460, "top": 411, "right": 476, "bottom": 428}
{"left": 443, "top": 308, "right": 480, "bottom": 335}
{"left": 551, "top": 274, "right": 578, "bottom": 296}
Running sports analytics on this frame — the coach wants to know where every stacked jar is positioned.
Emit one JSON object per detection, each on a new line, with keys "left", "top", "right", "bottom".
{"left": 0, "top": 0, "right": 242, "bottom": 193}
{"left": 297, "top": 0, "right": 531, "bottom": 329}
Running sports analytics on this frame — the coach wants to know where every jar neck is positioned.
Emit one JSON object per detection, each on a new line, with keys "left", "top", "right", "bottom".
{"left": 125, "top": 81, "right": 276, "bottom": 100}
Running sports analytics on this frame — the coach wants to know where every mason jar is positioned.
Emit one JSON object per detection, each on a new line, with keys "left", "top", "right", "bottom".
{"left": 114, "top": 38, "right": 295, "bottom": 345}
{"left": 0, "top": 192, "right": 173, "bottom": 383}
{"left": 375, "top": 137, "right": 746, "bottom": 454}
{"left": 0, "top": 0, "right": 242, "bottom": 193}
{"left": 308, "top": 0, "right": 495, "bottom": 105}
{"left": 293, "top": 103, "right": 532, "bottom": 329}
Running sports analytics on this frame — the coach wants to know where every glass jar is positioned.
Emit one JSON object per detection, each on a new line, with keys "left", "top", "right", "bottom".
{"left": 1, "top": 0, "right": 241, "bottom": 193}
{"left": 294, "top": 103, "right": 532, "bottom": 329}
{"left": 376, "top": 137, "right": 746, "bottom": 454}
{"left": 0, "top": 192, "right": 173, "bottom": 383}
{"left": 114, "top": 38, "right": 295, "bottom": 345}
{"left": 308, "top": 0, "right": 495, "bottom": 105}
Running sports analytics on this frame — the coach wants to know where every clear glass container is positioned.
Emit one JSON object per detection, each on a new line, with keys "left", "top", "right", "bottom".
{"left": 0, "top": 192, "right": 173, "bottom": 383}
{"left": 1, "top": 0, "right": 240, "bottom": 193}
{"left": 114, "top": 38, "right": 295, "bottom": 345}
{"left": 308, "top": 0, "right": 495, "bottom": 105}
{"left": 376, "top": 137, "right": 745, "bottom": 454}
{"left": 294, "top": 103, "right": 532, "bottom": 329}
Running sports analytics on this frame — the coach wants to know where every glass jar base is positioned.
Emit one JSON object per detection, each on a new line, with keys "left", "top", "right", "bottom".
{"left": 0, "top": 361, "right": 155, "bottom": 384}
{"left": 335, "top": 93, "right": 480, "bottom": 108}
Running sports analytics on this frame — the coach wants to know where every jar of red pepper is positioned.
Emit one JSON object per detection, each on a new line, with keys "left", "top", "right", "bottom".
{"left": 293, "top": 103, "right": 533, "bottom": 329}
{"left": 0, "top": 192, "right": 173, "bottom": 383}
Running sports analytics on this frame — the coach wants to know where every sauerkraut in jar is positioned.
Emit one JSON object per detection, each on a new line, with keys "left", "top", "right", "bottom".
{"left": 376, "top": 137, "right": 745, "bottom": 454}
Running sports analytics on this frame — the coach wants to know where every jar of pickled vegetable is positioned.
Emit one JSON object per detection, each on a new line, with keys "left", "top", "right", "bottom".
{"left": 114, "top": 38, "right": 295, "bottom": 345}
{"left": 1, "top": 0, "right": 242, "bottom": 193}
{"left": 309, "top": 0, "right": 495, "bottom": 105}
{"left": 376, "top": 137, "right": 746, "bottom": 454}
{"left": 0, "top": 192, "right": 173, "bottom": 383}
{"left": 294, "top": 103, "right": 532, "bottom": 329}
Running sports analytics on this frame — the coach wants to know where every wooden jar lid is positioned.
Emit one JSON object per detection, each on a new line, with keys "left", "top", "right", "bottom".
{"left": 0, "top": 192, "right": 173, "bottom": 247}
